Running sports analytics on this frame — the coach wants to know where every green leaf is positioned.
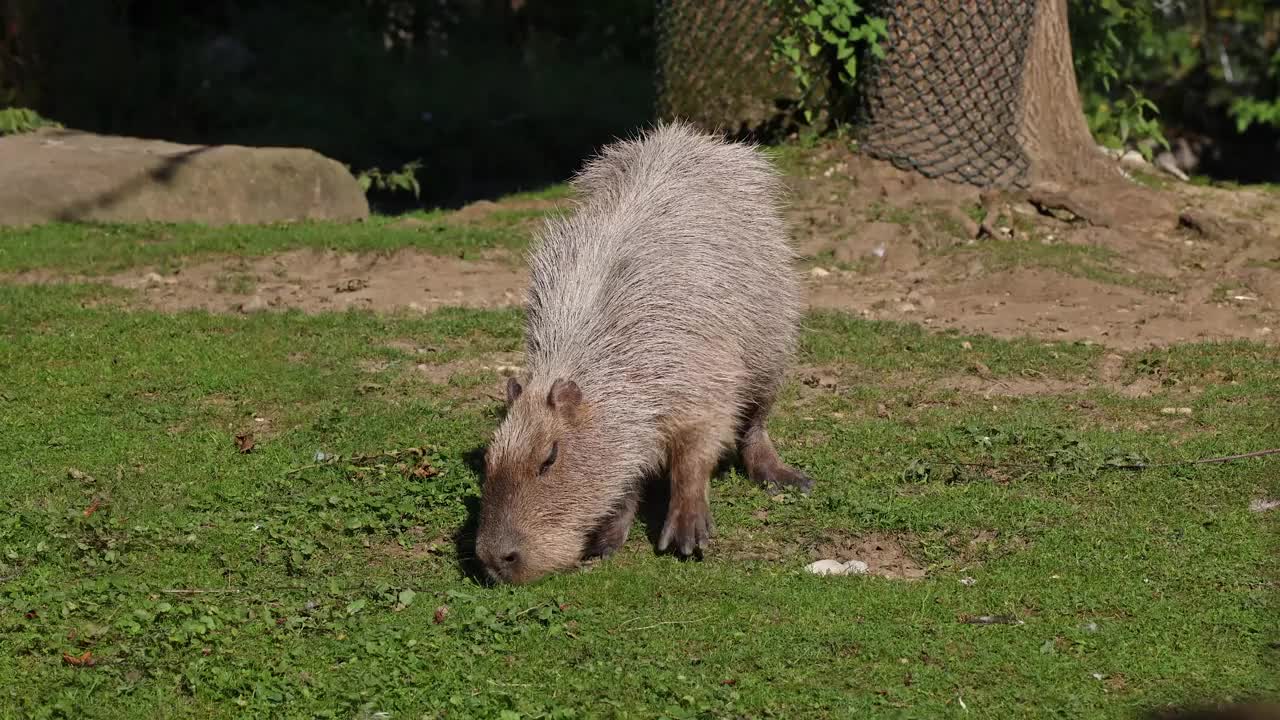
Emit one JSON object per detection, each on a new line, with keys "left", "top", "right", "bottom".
{"left": 808, "top": 42, "right": 822, "bottom": 57}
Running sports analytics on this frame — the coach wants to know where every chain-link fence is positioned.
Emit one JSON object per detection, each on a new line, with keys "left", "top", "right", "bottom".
{"left": 858, "top": 0, "right": 1036, "bottom": 188}
{"left": 655, "top": 0, "right": 1038, "bottom": 189}
{"left": 654, "top": 0, "right": 816, "bottom": 138}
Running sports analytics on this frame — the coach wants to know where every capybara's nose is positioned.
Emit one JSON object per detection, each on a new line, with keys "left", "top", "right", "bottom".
{"left": 477, "top": 535, "right": 523, "bottom": 582}
{"left": 498, "top": 550, "right": 521, "bottom": 570}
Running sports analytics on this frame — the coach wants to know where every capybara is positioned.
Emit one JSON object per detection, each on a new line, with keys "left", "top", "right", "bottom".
{"left": 475, "top": 121, "right": 811, "bottom": 584}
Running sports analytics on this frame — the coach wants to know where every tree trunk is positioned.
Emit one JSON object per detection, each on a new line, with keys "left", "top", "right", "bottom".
{"left": 1016, "top": 0, "right": 1117, "bottom": 188}
{"left": 858, "top": 0, "right": 1167, "bottom": 225}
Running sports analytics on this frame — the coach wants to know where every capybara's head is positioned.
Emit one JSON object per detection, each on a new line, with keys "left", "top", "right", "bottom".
{"left": 476, "top": 376, "right": 600, "bottom": 584}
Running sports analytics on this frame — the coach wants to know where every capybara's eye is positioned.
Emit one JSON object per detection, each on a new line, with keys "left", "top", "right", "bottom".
{"left": 539, "top": 442, "right": 559, "bottom": 475}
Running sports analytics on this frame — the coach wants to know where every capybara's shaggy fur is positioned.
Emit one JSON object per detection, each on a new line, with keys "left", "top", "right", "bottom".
{"left": 475, "top": 121, "right": 811, "bottom": 584}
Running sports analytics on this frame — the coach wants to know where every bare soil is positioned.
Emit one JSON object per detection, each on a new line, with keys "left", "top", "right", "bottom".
{"left": 10, "top": 146, "right": 1279, "bottom": 350}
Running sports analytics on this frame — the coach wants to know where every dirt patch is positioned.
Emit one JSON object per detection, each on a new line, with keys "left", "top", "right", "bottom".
{"left": 7, "top": 144, "right": 1278, "bottom": 351}
{"left": 789, "top": 146, "right": 1279, "bottom": 349}
{"left": 410, "top": 356, "right": 523, "bottom": 385}
{"left": 367, "top": 526, "right": 451, "bottom": 563}
{"left": 791, "top": 359, "right": 1183, "bottom": 400}
{"left": 809, "top": 531, "right": 927, "bottom": 580}
{"left": 12, "top": 248, "right": 527, "bottom": 315}
{"left": 932, "top": 374, "right": 1091, "bottom": 398}
{"left": 726, "top": 529, "right": 926, "bottom": 580}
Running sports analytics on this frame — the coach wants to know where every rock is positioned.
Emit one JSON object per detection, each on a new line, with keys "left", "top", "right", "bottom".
{"left": 0, "top": 129, "right": 369, "bottom": 226}
{"left": 808, "top": 267, "right": 831, "bottom": 279}
{"left": 238, "top": 295, "right": 269, "bottom": 314}
{"left": 842, "top": 559, "right": 869, "bottom": 575}
{"left": 805, "top": 558, "right": 869, "bottom": 576}
{"left": 805, "top": 559, "right": 847, "bottom": 576}
{"left": 1118, "top": 149, "right": 1150, "bottom": 171}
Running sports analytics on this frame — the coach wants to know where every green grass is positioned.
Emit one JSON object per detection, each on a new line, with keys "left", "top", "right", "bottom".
{"left": 1, "top": 275, "right": 1276, "bottom": 718}
{"left": 0, "top": 185, "right": 574, "bottom": 276}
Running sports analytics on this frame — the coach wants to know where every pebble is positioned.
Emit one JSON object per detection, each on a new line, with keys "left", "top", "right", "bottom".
{"left": 808, "top": 267, "right": 831, "bottom": 279}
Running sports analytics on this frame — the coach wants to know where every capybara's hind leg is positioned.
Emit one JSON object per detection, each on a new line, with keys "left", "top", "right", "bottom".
{"left": 657, "top": 423, "right": 722, "bottom": 558}
{"left": 584, "top": 490, "right": 639, "bottom": 560}
{"left": 738, "top": 401, "right": 814, "bottom": 494}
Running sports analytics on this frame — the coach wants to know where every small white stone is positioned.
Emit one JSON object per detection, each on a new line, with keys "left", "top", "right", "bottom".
{"left": 960, "top": 576, "right": 977, "bottom": 586}
{"left": 808, "top": 267, "right": 831, "bottom": 279}
{"left": 805, "top": 559, "right": 847, "bottom": 575}
{"left": 842, "top": 559, "right": 869, "bottom": 575}
{"left": 1249, "top": 498, "right": 1279, "bottom": 514}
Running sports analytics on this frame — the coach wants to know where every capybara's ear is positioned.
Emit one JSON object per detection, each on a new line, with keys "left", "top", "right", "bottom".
{"left": 547, "top": 378, "right": 582, "bottom": 415}
{"left": 505, "top": 376, "right": 523, "bottom": 407}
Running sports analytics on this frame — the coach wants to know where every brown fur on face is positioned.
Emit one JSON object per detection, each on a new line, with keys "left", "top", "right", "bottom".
{"left": 476, "top": 376, "right": 608, "bottom": 584}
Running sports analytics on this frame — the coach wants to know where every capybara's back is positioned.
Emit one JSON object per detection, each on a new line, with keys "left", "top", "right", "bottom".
{"left": 477, "top": 122, "right": 811, "bottom": 584}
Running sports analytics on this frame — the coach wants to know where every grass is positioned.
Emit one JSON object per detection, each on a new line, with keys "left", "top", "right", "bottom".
{"left": 1, "top": 164, "right": 1278, "bottom": 717}
{"left": 1, "top": 271, "right": 1277, "bottom": 718}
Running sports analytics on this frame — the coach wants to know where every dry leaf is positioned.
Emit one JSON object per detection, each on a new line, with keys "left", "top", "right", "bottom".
{"left": 235, "top": 433, "right": 255, "bottom": 454}
{"left": 433, "top": 606, "right": 449, "bottom": 624}
{"left": 411, "top": 461, "right": 440, "bottom": 479}
{"left": 62, "top": 650, "right": 94, "bottom": 667}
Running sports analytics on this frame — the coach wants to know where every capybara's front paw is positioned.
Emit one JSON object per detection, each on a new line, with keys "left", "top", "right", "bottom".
{"left": 657, "top": 500, "right": 713, "bottom": 558}
{"left": 759, "top": 464, "right": 814, "bottom": 495}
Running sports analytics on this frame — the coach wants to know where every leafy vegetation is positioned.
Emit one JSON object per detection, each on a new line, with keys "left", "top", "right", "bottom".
{"left": 769, "top": 0, "right": 887, "bottom": 127}
{"left": 356, "top": 160, "right": 425, "bottom": 200}
{"left": 0, "top": 107, "right": 59, "bottom": 136}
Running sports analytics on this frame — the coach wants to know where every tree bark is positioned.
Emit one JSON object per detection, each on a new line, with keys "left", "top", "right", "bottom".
{"left": 1017, "top": 0, "right": 1116, "bottom": 188}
